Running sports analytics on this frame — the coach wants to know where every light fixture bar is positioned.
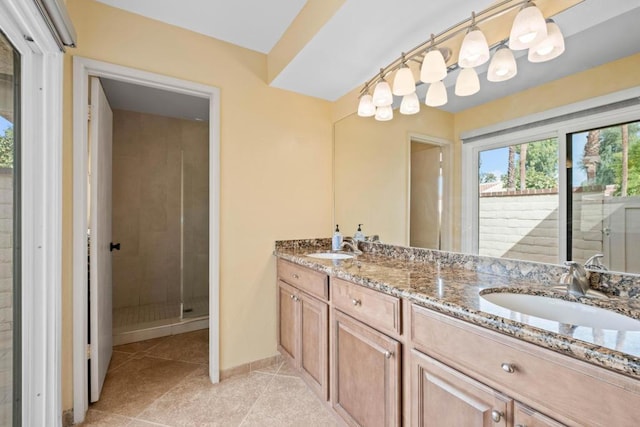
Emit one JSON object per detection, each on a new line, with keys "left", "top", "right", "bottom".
{"left": 359, "top": 0, "right": 530, "bottom": 95}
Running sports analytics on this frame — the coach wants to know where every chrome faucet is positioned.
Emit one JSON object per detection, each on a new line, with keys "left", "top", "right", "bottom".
{"left": 585, "top": 253, "right": 608, "bottom": 271}
{"left": 560, "top": 261, "right": 591, "bottom": 296}
{"left": 340, "top": 237, "right": 363, "bottom": 255}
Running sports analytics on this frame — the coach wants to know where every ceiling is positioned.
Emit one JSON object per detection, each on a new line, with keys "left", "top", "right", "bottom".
{"left": 95, "top": 0, "right": 640, "bottom": 118}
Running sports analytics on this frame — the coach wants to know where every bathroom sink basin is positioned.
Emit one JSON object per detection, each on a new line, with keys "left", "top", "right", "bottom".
{"left": 481, "top": 292, "right": 640, "bottom": 331}
{"left": 306, "top": 252, "right": 355, "bottom": 260}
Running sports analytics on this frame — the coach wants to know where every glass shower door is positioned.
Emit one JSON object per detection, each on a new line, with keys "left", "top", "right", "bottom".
{"left": 180, "top": 120, "right": 209, "bottom": 319}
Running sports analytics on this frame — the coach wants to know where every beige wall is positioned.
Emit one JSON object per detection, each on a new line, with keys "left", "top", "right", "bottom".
{"left": 334, "top": 108, "right": 454, "bottom": 245}
{"left": 111, "top": 110, "right": 209, "bottom": 310}
{"left": 61, "top": 0, "right": 333, "bottom": 411}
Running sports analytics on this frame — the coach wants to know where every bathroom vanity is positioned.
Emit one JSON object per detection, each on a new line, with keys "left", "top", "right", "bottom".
{"left": 275, "top": 239, "right": 640, "bottom": 427}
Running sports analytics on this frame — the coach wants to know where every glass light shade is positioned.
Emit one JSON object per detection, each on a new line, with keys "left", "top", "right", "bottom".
{"left": 357, "top": 94, "right": 375, "bottom": 117}
{"left": 420, "top": 49, "right": 447, "bottom": 83}
{"left": 400, "top": 92, "right": 420, "bottom": 115}
{"left": 455, "top": 67, "right": 480, "bottom": 96}
{"left": 509, "top": 4, "right": 548, "bottom": 50}
{"left": 374, "top": 105, "right": 393, "bottom": 121}
{"left": 528, "top": 20, "right": 565, "bottom": 63}
{"left": 458, "top": 28, "right": 490, "bottom": 68}
{"left": 372, "top": 80, "right": 393, "bottom": 107}
{"left": 487, "top": 46, "right": 518, "bottom": 82}
{"left": 392, "top": 66, "right": 416, "bottom": 96}
{"left": 425, "top": 81, "right": 447, "bottom": 107}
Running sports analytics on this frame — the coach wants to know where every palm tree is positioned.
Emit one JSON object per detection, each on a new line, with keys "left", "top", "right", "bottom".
{"left": 582, "top": 129, "right": 600, "bottom": 184}
{"left": 621, "top": 124, "right": 629, "bottom": 196}
{"left": 507, "top": 145, "right": 516, "bottom": 190}
{"left": 519, "top": 143, "right": 528, "bottom": 190}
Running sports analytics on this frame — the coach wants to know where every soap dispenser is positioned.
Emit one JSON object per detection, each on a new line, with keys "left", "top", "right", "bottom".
{"left": 354, "top": 224, "right": 365, "bottom": 242}
{"left": 332, "top": 224, "right": 343, "bottom": 251}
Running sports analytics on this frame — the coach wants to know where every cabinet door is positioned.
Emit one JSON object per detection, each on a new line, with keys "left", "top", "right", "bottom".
{"left": 277, "top": 280, "right": 299, "bottom": 362}
{"left": 411, "top": 349, "right": 512, "bottom": 427}
{"left": 514, "top": 402, "right": 566, "bottom": 427}
{"left": 299, "top": 291, "right": 329, "bottom": 400}
{"left": 333, "top": 310, "right": 401, "bottom": 427}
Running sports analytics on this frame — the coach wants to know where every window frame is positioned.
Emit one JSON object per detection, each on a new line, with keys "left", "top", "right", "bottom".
{"left": 462, "top": 87, "right": 640, "bottom": 264}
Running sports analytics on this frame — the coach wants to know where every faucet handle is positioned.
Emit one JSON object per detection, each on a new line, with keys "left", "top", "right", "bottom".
{"left": 585, "top": 253, "right": 607, "bottom": 271}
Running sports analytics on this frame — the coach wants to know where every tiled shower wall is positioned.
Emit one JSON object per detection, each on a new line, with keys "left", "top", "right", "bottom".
{"left": 112, "top": 109, "right": 209, "bottom": 310}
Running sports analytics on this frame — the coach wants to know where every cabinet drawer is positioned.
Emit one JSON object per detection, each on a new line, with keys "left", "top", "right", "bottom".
{"left": 410, "top": 304, "right": 640, "bottom": 427}
{"left": 277, "top": 259, "right": 328, "bottom": 301}
{"left": 332, "top": 278, "right": 401, "bottom": 336}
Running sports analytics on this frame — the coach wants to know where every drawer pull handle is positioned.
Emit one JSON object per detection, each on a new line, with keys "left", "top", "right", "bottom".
{"left": 352, "top": 299, "right": 362, "bottom": 306}
{"left": 491, "top": 410, "right": 503, "bottom": 422}
{"left": 384, "top": 351, "right": 393, "bottom": 359}
{"left": 501, "top": 363, "right": 515, "bottom": 373}
{"left": 291, "top": 273, "right": 300, "bottom": 279}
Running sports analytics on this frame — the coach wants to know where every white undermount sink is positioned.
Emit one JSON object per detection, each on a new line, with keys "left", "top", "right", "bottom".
{"left": 481, "top": 292, "right": 640, "bottom": 331}
{"left": 306, "top": 252, "right": 355, "bottom": 260}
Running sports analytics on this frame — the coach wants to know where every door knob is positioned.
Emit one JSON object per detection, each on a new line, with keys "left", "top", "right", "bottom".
{"left": 110, "top": 242, "right": 121, "bottom": 252}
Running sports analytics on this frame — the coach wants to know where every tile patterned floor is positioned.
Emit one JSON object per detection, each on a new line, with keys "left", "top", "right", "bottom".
{"left": 79, "top": 330, "right": 338, "bottom": 426}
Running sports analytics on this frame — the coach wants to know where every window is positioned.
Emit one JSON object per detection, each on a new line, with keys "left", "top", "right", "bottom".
{"left": 477, "top": 138, "right": 559, "bottom": 263}
{"left": 568, "top": 120, "right": 640, "bottom": 273}
{"left": 462, "top": 90, "right": 640, "bottom": 273}
{"left": 0, "top": 29, "right": 19, "bottom": 427}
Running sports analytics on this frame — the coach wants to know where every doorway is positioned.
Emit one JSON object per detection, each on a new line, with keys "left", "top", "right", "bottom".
{"left": 408, "top": 135, "right": 452, "bottom": 251}
{"left": 73, "top": 57, "right": 220, "bottom": 424}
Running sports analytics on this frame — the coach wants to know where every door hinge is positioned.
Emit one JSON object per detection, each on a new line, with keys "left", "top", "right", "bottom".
{"left": 86, "top": 344, "right": 91, "bottom": 359}
{"left": 88, "top": 105, "right": 92, "bottom": 121}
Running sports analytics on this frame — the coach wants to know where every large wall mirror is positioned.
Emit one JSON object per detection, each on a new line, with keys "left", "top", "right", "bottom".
{"left": 333, "top": 1, "right": 640, "bottom": 274}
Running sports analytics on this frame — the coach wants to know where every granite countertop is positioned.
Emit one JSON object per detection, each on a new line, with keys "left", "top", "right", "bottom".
{"left": 274, "top": 241, "right": 640, "bottom": 380}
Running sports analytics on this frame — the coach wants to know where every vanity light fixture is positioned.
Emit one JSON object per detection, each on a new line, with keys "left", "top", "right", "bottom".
{"left": 357, "top": 93, "right": 376, "bottom": 117}
{"left": 425, "top": 81, "right": 448, "bottom": 107}
{"left": 400, "top": 92, "right": 420, "bottom": 115}
{"left": 375, "top": 105, "right": 394, "bottom": 121}
{"left": 487, "top": 45, "right": 518, "bottom": 82}
{"left": 455, "top": 67, "right": 480, "bottom": 96}
{"left": 458, "top": 14, "right": 490, "bottom": 68}
{"left": 420, "top": 35, "right": 449, "bottom": 83}
{"left": 392, "top": 54, "right": 416, "bottom": 96}
{"left": 509, "top": 1, "right": 548, "bottom": 50}
{"left": 357, "top": 0, "right": 569, "bottom": 121}
{"left": 372, "top": 70, "right": 393, "bottom": 107}
{"left": 528, "top": 19, "right": 565, "bottom": 63}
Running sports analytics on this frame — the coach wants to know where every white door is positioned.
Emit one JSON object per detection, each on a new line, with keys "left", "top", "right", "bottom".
{"left": 89, "top": 77, "right": 113, "bottom": 402}
{"left": 605, "top": 197, "right": 640, "bottom": 274}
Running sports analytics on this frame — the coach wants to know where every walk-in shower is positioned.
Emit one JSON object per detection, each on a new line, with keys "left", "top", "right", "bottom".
{"left": 109, "top": 106, "right": 209, "bottom": 345}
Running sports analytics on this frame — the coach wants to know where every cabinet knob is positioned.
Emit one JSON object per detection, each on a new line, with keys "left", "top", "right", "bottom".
{"left": 491, "top": 410, "right": 503, "bottom": 422}
{"left": 291, "top": 273, "right": 299, "bottom": 279}
{"left": 384, "top": 351, "right": 393, "bottom": 359}
{"left": 352, "top": 298, "right": 362, "bottom": 306}
{"left": 515, "top": 425, "right": 525, "bottom": 427}
{"left": 294, "top": 296, "right": 300, "bottom": 302}
{"left": 290, "top": 294, "right": 295, "bottom": 299}
{"left": 501, "top": 363, "right": 515, "bottom": 373}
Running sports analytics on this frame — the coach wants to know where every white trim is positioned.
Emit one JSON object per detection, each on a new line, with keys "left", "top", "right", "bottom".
{"left": 0, "top": 0, "right": 63, "bottom": 425}
{"left": 460, "top": 87, "right": 640, "bottom": 141}
{"left": 406, "top": 134, "right": 454, "bottom": 251}
{"left": 72, "top": 57, "right": 221, "bottom": 423}
{"left": 461, "top": 86, "right": 640, "bottom": 261}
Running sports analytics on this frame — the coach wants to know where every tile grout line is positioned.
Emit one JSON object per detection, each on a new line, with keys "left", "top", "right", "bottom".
{"left": 127, "top": 361, "right": 209, "bottom": 423}
{"left": 237, "top": 362, "right": 285, "bottom": 426}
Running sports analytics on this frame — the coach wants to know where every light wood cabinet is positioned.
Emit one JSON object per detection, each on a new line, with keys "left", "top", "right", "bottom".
{"left": 412, "top": 349, "right": 512, "bottom": 427}
{"left": 514, "top": 402, "right": 565, "bottom": 427}
{"left": 277, "top": 260, "right": 329, "bottom": 401}
{"left": 332, "top": 309, "right": 401, "bottom": 427}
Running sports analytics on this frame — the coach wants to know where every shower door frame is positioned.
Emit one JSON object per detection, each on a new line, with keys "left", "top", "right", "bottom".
{"left": 72, "top": 57, "right": 221, "bottom": 424}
